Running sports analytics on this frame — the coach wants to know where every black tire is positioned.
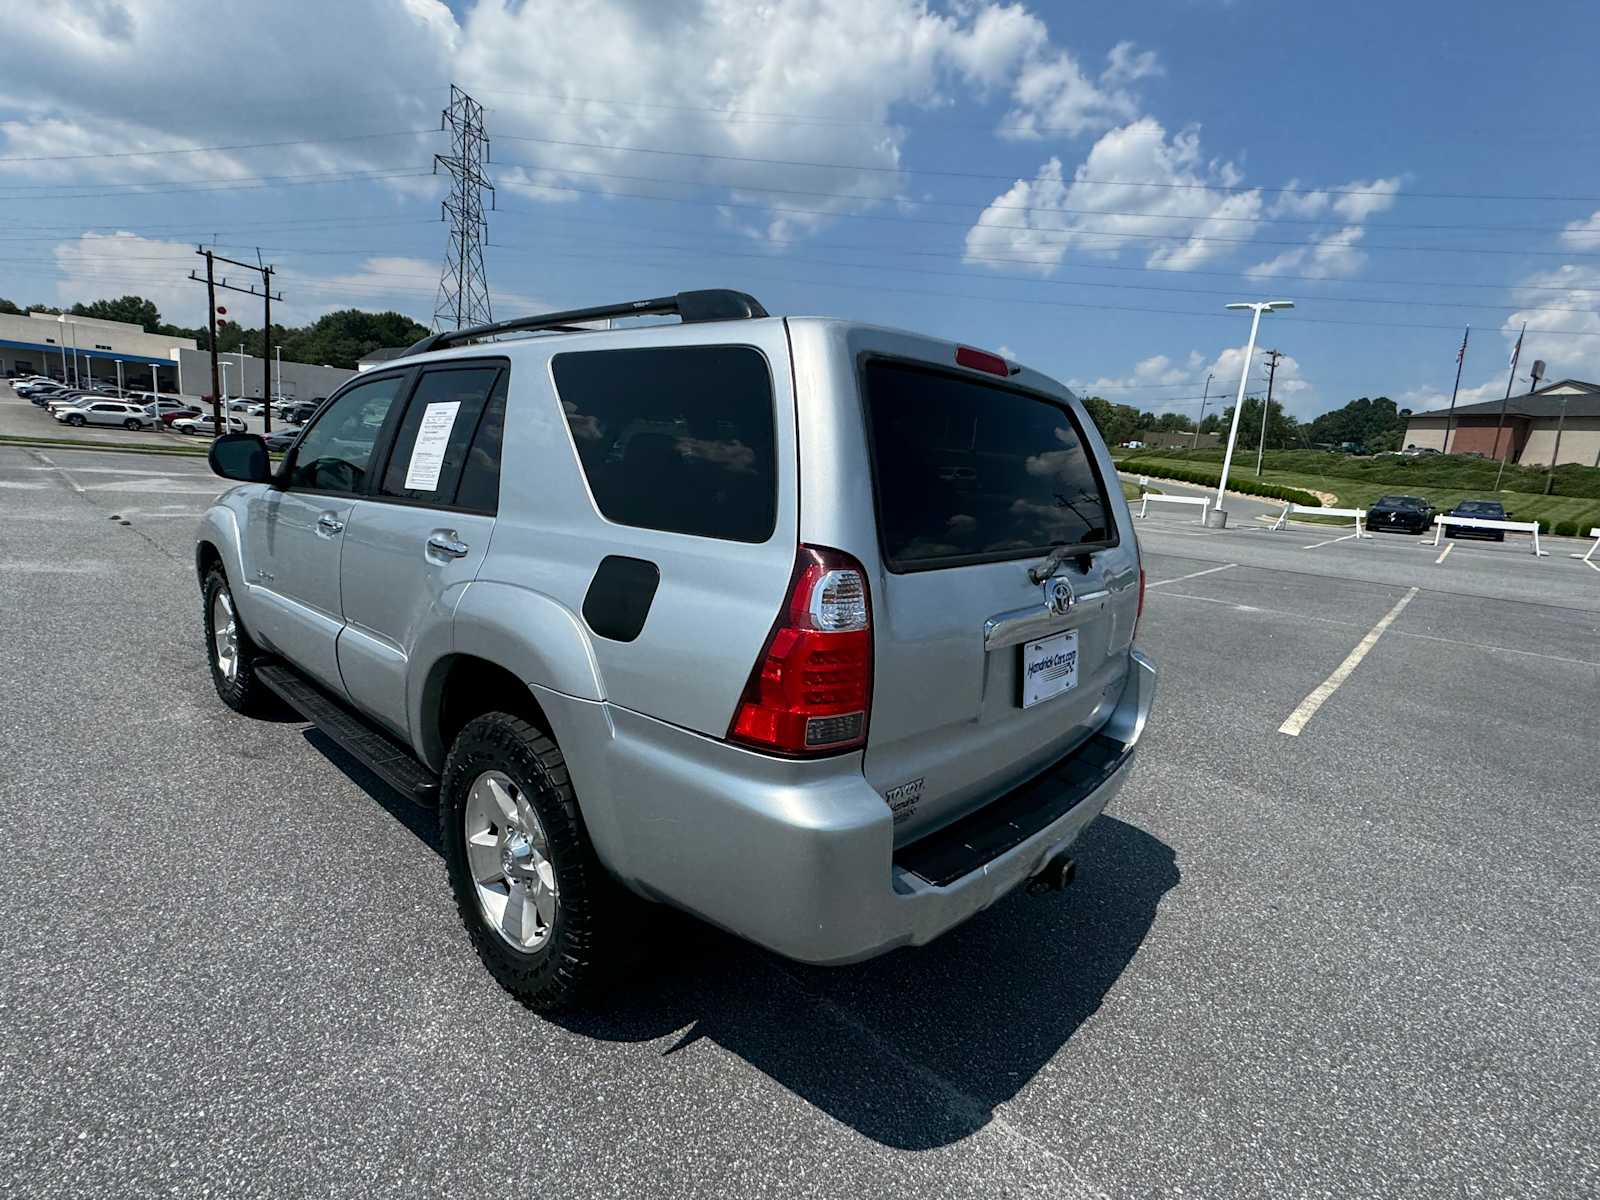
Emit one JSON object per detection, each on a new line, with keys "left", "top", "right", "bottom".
{"left": 124, "top": 418, "right": 141, "bottom": 430}
{"left": 201, "top": 565, "right": 275, "bottom": 716}
{"left": 440, "top": 713, "right": 624, "bottom": 1010}
{"left": 65, "top": 413, "right": 85, "bottom": 426}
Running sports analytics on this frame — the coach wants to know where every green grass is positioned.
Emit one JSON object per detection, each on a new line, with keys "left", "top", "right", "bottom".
{"left": 0, "top": 434, "right": 211, "bottom": 457}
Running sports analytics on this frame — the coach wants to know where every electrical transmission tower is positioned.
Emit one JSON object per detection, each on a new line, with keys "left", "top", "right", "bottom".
{"left": 432, "top": 85, "right": 495, "bottom": 332}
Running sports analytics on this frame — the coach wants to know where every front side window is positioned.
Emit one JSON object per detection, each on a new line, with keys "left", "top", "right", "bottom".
{"left": 379, "top": 365, "right": 504, "bottom": 506}
{"left": 286, "top": 373, "right": 406, "bottom": 494}
{"left": 863, "top": 360, "right": 1113, "bottom": 571}
{"left": 552, "top": 345, "right": 777, "bottom": 543}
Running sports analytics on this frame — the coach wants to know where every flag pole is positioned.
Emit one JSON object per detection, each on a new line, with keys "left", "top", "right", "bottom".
{"left": 1441, "top": 325, "right": 1469, "bottom": 455}
{"left": 1491, "top": 323, "right": 1525, "bottom": 490}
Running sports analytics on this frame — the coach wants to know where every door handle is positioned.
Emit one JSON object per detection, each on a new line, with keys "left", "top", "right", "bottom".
{"left": 426, "top": 532, "right": 470, "bottom": 559}
{"left": 316, "top": 513, "right": 345, "bottom": 535}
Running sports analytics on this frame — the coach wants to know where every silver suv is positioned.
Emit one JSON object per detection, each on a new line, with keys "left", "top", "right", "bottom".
{"left": 198, "top": 290, "right": 1156, "bottom": 1008}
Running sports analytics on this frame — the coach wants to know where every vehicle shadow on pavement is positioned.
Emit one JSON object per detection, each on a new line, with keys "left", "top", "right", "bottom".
{"left": 557, "top": 815, "right": 1180, "bottom": 1150}
{"left": 309, "top": 735, "right": 1178, "bottom": 1149}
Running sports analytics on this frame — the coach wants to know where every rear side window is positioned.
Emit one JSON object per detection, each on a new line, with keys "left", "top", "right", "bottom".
{"left": 379, "top": 365, "right": 504, "bottom": 505}
{"left": 453, "top": 376, "right": 508, "bottom": 514}
{"left": 863, "top": 360, "right": 1113, "bottom": 571}
{"left": 552, "top": 345, "right": 777, "bottom": 543}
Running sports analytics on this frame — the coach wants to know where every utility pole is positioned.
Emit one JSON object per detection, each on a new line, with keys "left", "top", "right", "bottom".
{"left": 1491, "top": 323, "right": 1526, "bottom": 489}
{"left": 192, "top": 245, "right": 282, "bottom": 436}
{"left": 1442, "top": 325, "right": 1470, "bottom": 455}
{"left": 1192, "top": 373, "right": 1212, "bottom": 449}
{"left": 1545, "top": 394, "right": 1569, "bottom": 496}
{"left": 432, "top": 84, "right": 495, "bottom": 331}
{"left": 193, "top": 248, "right": 223, "bottom": 437}
{"left": 1256, "top": 349, "right": 1282, "bottom": 476}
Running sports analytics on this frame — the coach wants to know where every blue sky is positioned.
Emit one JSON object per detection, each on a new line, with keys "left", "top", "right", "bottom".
{"left": 1, "top": 0, "right": 1597, "bottom": 419}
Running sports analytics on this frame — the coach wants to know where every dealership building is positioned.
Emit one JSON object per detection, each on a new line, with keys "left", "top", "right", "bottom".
{"left": 0, "top": 310, "right": 194, "bottom": 391}
{"left": 1, "top": 309, "right": 358, "bottom": 401}
{"left": 1403, "top": 379, "right": 1600, "bottom": 467}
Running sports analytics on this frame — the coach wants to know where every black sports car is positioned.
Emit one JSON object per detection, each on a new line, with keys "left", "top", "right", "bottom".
{"left": 1443, "top": 498, "right": 1507, "bottom": 541}
{"left": 1366, "top": 494, "right": 1434, "bottom": 534}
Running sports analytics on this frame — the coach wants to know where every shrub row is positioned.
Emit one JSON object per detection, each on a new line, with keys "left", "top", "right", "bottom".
{"left": 1121, "top": 459, "right": 1322, "bottom": 508}
{"left": 1126, "top": 447, "right": 1600, "bottom": 499}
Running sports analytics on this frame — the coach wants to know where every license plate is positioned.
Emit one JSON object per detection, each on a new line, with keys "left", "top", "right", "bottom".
{"left": 1021, "top": 630, "right": 1079, "bottom": 708}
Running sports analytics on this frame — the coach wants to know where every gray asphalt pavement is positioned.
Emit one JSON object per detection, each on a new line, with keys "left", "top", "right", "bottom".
{"left": 2, "top": 447, "right": 1597, "bottom": 1198}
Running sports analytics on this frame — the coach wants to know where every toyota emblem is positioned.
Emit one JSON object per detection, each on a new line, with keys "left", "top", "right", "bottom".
{"left": 1043, "top": 577, "right": 1075, "bottom": 615}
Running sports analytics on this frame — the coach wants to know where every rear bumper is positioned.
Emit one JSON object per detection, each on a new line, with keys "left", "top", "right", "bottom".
{"left": 539, "top": 649, "right": 1157, "bottom": 965}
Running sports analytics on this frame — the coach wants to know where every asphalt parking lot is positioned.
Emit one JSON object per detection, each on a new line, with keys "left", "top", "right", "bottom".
{"left": 1, "top": 383, "right": 286, "bottom": 447}
{"left": 2, "top": 445, "right": 1597, "bottom": 1199}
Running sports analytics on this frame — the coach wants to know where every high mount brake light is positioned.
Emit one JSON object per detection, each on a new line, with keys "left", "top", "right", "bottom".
{"left": 730, "top": 546, "right": 872, "bottom": 756}
{"left": 955, "top": 345, "right": 1009, "bottom": 377}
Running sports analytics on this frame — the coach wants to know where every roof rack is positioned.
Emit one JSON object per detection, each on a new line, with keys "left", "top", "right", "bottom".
{"left": 402, "top": 289, "right": 769, "bottom": 357}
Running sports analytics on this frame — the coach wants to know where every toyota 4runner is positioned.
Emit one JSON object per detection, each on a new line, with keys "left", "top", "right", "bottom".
{"left": 197, "top": 289, "right": 1156, "bottom": 1008}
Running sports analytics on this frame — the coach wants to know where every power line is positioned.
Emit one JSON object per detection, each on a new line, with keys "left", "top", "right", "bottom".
{"left": 0, "top": 127, "right": 440, "bottom": 164}
{"left": 491, "top": 132, "right": 1600, "bottom": 205}
{"left": 491, "top": 159, "right": 1598, "bottom": 238}
{"left": 490, "top": 184, "right": 1600, "bottom": 259}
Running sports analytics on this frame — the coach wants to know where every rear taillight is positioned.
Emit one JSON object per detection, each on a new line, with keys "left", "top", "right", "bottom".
{"left": 730, "top": 546, "right": 872, "bottom": 756}
{"left": 955, "top": 345, "right": 1009, "bottom": 377}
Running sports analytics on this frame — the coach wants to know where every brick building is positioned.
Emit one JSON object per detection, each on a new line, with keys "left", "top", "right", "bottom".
{"left": 1403, "top": 379, "right": 1600, "bottom": 467}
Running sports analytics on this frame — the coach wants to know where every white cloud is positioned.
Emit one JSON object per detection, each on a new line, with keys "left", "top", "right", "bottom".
{"left": 1330, "top": 177, "right": 1400, "bottom": 223}
{"left": 1560, "top": 210, "right": 1600, "bottom": 249}
{"left": 1245, "top": 176, "right": 1400, "bottom": 279}
{"left": 1071, "top": 344, "right": 1314, "bottom": 416}
{"left": 0, "top": 2, "right": 1149, "bottom": 250}
{"left": 52, "top": 231, "right": 199, "bottom": 323}
{"left": 964, "top": 118, "right": 1260, "bottom": 274}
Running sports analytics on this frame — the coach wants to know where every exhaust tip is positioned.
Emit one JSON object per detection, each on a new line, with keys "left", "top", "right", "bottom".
{"left": 1027, "top": 853, "right": 1078, "bottom": 895}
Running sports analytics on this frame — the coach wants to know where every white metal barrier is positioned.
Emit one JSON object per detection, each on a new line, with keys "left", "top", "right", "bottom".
{"left": 1569, "top": 527, "right": 1600, "bottom": 571}
{"left": 1271, "top": 503, "right": 1367, "bottom": 537}
{"left": 1428, "top": 515, "right": 1549, "bottom": 556}
{"left": 1137, "top": 492, "right": 1210, "bottom": 523}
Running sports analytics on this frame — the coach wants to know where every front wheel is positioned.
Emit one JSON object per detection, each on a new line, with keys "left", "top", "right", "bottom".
{"left": 202, "top": 566, "right": 274, "bottom": 716}
{"left": 440, "top": 713, "right": 626, "bottom": 1010}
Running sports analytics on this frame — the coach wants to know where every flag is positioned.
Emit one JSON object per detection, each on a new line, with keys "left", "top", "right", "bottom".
{"left": 1509, "top": 324, "right": 1525, "bottom": 370}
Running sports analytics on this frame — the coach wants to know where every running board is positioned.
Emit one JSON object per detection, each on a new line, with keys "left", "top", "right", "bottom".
{"left": 255, "top": 661, "right": 439, "bottom": 804}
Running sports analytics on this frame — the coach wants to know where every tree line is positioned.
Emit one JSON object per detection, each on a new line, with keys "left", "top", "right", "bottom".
{"left": 0, "top": 294, "right": 429, "bottom": 371}
{"left": 1080, "top": 392, "right": 1413, "bottom": 453}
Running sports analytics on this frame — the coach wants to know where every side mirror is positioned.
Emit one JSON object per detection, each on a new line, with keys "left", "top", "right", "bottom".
{"left": 208, "top": 433, "right": 271, "bottom": 483}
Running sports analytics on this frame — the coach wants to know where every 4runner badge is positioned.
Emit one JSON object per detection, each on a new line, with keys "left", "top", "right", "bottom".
{"left": 885, "top": 777, "right": 924, "bottom": 824}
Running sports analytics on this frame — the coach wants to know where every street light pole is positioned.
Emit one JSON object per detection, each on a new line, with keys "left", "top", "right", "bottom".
{"left": 1212, "top": 301, "right": 1294, "bottom": 525}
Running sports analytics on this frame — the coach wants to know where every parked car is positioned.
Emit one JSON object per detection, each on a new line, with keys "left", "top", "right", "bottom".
{"left": 227, "top": 399, "right": 255, "bottom": 413}
{"left": 144, "top": 399, "right": 198, "bottom": 420}
{"left": 262, "top": 429, "right": 299, "bottom": 453}
{"left": 154, "top": 405, "right": 204, "bottom": 427}
{"left": 196, "top": 288, "right": 1156, "bottom": 1009}
{"left": 54, "top": 400, "right": 152, "bottom": 430}
{"left": 1365, "top": 494, "right": 1435, "bottom": 534}
{"left": 279, "top": 401, "right": 322, "bottom": 425}
{"left": 1443, "top": 499, "right": 1509, "bottom": 541}
{"left": 45, "top": 393, "right": 94, "bottom": 412}
{"left": 173, "top": 413, "right": 246, "bottom": 435}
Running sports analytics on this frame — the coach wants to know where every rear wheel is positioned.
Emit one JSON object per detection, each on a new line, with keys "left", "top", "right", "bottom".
{"left": 65, "top": 413, "right": 85, "bottom": 426}
{"left": 440, "top": 713, "right": 625, "bottom": 1010}
{"left": 124, "top": 418, "right": 141, "bottom": 430}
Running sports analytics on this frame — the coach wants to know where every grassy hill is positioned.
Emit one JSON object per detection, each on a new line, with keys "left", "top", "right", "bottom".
{"left": 1119, "top": 449, "right": 1600, "bottom": 536}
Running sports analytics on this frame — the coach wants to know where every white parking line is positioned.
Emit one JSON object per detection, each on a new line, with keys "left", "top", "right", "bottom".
{"left": 1277, "top": 587, "right": 1419, "bottom": 737}
{"left": 1435, "top": 542, "right": 1455, "bottom": 564}
{"left": 27, "top": 451, "right": 84, "bottom": 494}
{"left": 1301, "top": 532, "right": 1359, "bottom": 550}
{"left": 1146, "top": 562, "right": 1237, "bottom": 588}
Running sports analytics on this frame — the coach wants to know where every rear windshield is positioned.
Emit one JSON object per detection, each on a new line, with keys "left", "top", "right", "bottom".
{"left": 863, "top": 359, "right": 1113, "bottom": 571}
{"left": 552, "top": 345, "right": 777, "bottom": 543}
